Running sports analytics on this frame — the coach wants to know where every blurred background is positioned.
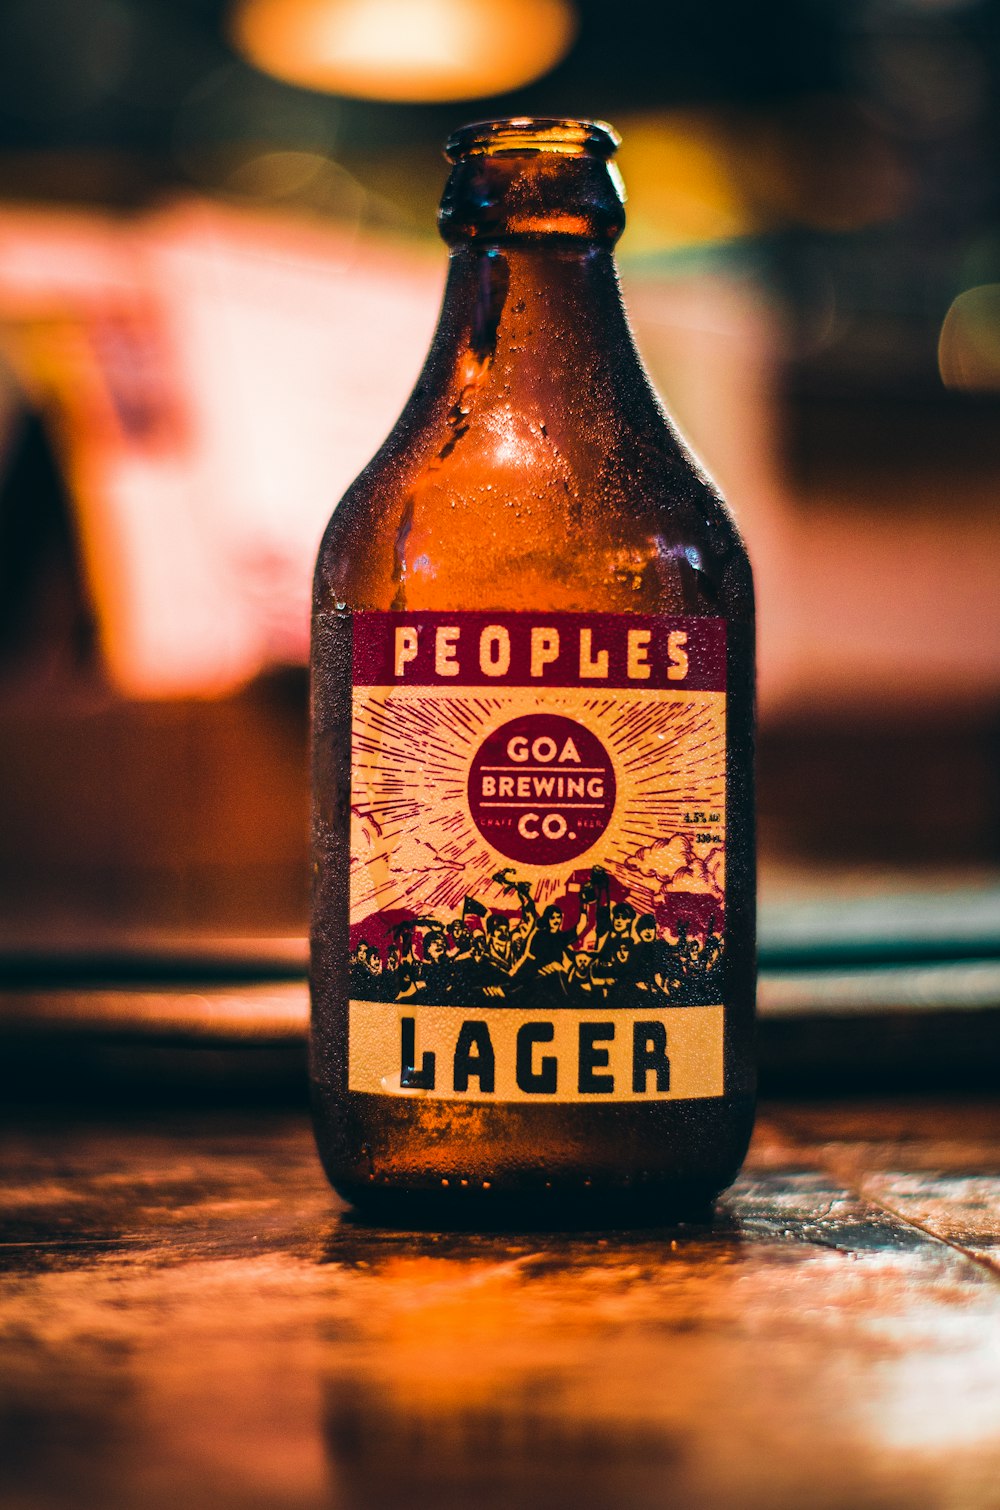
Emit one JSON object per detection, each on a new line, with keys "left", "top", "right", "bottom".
{"left": 0, "top": 0, "right": 997, "bottom": 1004}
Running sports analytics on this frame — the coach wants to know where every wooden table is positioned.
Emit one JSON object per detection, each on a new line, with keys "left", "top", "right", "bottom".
{"left": 2, "top": 1100, "right": 999, "bottom": 1510}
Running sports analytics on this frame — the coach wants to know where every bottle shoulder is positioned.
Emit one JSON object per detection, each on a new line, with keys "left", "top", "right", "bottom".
{"left": 314, "top": 411, "right": 753, "bottom": 624}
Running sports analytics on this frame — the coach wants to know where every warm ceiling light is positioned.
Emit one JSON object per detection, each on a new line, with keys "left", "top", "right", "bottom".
{"left": 230, "top": 0, "right": 577, "bottom": 102}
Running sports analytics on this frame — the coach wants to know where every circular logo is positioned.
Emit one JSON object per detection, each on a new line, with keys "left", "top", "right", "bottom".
{"left": 467, "top": 713, "right": 616, "bottom": 865}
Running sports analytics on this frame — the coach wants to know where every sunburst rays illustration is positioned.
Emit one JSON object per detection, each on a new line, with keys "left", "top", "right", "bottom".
{"left": 350, "top": 685, "right": 725, "bottom": 927}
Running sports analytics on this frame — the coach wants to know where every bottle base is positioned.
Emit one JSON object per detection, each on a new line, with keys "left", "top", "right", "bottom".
{"left": 311, "top": 1080, "right": 755, "bottom": 1230}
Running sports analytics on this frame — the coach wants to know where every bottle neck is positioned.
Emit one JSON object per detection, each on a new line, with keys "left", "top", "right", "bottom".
{"left": 426, "top": 240, "right": 650, "bottom": 420}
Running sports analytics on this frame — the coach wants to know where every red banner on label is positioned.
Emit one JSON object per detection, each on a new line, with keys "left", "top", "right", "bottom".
{"left": 352, "top": 611, "right": 725, "bottom": 691}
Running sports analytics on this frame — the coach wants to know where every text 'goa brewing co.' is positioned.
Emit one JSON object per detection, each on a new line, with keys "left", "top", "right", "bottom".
{"left": 311, "top": 117, "right": 755, "bottom": 1222}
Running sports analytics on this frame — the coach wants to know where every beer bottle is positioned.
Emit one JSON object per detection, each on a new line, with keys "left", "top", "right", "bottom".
{"left": 311, "top": 117, "right": 755, "bottom": 1222}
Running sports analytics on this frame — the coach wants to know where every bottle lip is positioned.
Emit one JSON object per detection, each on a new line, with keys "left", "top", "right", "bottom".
{"left": 445, "top": 117, "right": 620, "bottom": 163}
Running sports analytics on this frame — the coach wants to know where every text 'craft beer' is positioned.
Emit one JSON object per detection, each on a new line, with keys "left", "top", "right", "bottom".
{"left": 310, "top": 117, "right": 756, "bottom": 1223}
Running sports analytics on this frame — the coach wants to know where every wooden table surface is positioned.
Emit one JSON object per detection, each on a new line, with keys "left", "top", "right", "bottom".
{"left": 2, "top": 1100, "right": 999, "bottom": 1510}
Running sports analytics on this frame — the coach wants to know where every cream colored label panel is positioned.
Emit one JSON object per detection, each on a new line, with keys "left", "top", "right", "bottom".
{"left": 348, "top": 1001, "right": 724, "bottom": 1103}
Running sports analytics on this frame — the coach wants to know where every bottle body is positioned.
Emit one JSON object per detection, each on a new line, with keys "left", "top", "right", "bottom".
{"left": 310, "top": 121, "right": 755, "bottom": 1221}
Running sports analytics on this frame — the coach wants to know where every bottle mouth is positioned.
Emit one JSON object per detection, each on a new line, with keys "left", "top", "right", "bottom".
{"left": 445, "top": 117, "right": 620, "bottom": 163}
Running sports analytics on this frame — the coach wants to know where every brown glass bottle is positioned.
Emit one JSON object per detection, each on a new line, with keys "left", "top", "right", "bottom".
{"left": 311, "top": 118, "right": 755, "bottom": 1224}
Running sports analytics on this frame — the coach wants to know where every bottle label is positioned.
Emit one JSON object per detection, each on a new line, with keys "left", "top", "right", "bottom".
{"left": 347, "top": 611, "right": 726, "bottom": 1103}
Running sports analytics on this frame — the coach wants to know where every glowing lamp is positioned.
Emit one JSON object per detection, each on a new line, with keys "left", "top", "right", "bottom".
{"left": 230, "top": 0, "right": 577, "bottom": 102}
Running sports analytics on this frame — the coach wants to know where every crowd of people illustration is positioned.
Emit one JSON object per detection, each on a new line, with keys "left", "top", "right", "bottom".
{"left": 350, "top": 866, "right": 724, "bottom": 1008}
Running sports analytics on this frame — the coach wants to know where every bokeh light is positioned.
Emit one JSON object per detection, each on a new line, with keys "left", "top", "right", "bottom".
{"left": 615, "top": 113, "right": 751, "bottom": 253}
{"left": 230, "top": 0, "right": 578, "bottom": 102}
{"left": 939, "top": 284, "right": 1000, "bottom": 391}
